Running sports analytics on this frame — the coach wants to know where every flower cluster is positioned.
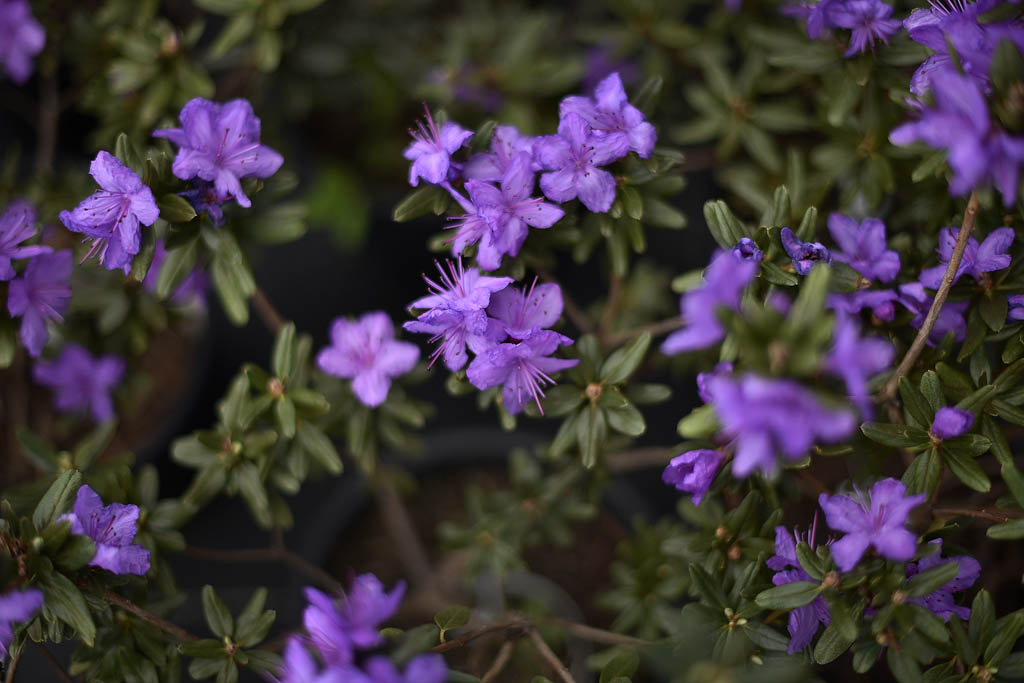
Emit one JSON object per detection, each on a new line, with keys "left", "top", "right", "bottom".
{"left": 767, "top": 522, "right": 831, "bottom": 653}
{"left": 785, "top": 0, "right": 902, "bottom": 56}
{"left": 278, "top": 574, "right": 446, "bottom": 683}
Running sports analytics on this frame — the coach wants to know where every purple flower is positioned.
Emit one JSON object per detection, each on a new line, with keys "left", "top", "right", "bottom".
{"left": 732, "top": 237, "right": 763, "bottom": 262}
{"left": 706, "top": 374, "right": 856, "bottom": 478}
{"left": 827, "top": 213, "right": 900, "bottom": 283}
{"left": 559, "top": 71, "right": 657, "bottom": 159}
{"left": 450, "top": 153, "right": 565, "bottom": 271}
{"left": 829, "top": 289, "right": 900, "bottom": 322}
{"left": 153, "top": 98, "right": 284, "bottom": 208}
{"left": 32, "top": 343, "right": 125, "bottom": 422}
{"left": 782, "top": 0, "right": 840, "bottom": 40}
{"left": 891, "top": 69, "right": 1024, "bottom": 206}
{"left": 697, "top": 362, "right": 733, "bottom": 403}
{"left": 919, "top": 226, "right": 1014, "bottom": 289}
{"left": 766, "top": 525, "right": 831, "bottom": 653}
{"left": 466, "top": 328, "right": 578, "bottom": 415}
{"left": 661, "top": 250, "right": 759, "bottom": 354}
{"left": 662, "top": 449, "right": 724, "bottom": 505}
{"left": 930, "top": 406, "right": 974, "bottom": 439}
{"left": 143, "top": 240, "right": 209, "bottom": 306}
{"left": 825, "top": 312, "right": 894, "bottom": 418}
{"left": 819, "top": 478, "right": 925, "bottom": 571}
{"left": 404, "top": 259, "right": 512, "bottom": 371}
{"left": 178, "top": 181, "right": 227, "bottom": 226}
{"left": 302, "top": 575, "right": 405, "bottom": 667}
{"left": 829, "top": 0, "right": 902, "bottom": 56}
{"left": 906, "top": 540, "right": 980, "bottom": 622}
{"left": 278, "top": 637, "right": 346, "bottom": 683}
{"left": 781, "top": 227, "right": 832, "bottom": 275}
{"left": 0, "top": 199, "right": 50, "bottom": 281}
{"left": 316, "top": 312, "right": 419, "bottom": 408}
{"left": 535, "top": 112, "right": 622, "bottom": 213}
{"left": 401, "top": 106, "right": 473, "bottom": 186}
{"left": 0, "top": 0, "right": 44, "bottom": 84}
{"left": 0, "top": 588, "right": 43, "bottom": 658}
{"left": 1010, "top": 294, "right": 1024, "bottom": 321}
{"left": 725, "top": 0, "right": 743, "bottom": 11}
{"left": 359, "top": 655, "right": 448, "bottom": 683}
{"left": 59, "top": 151, "right": 159, "bottom": 273}
{"left": 582, "top": 47, "right": 640, "bottom": 93}
{"left": 7, "top": 250, "right": 71, "bottom": 357}
{"left": 59, "top": 484, "right": 150, "bottom": 575}
{"left": 898, "top": 282, "right": 969, "bottom": 345}
{"left": 487, "top": 279, "right": 565, "bottom": 340}
{"left": 463, "top": 125, "right": 539, "bottom": 182}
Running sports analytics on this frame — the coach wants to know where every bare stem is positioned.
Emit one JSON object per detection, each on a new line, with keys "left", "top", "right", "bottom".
{"left": 540, "top": 616, "right": 648, "bottom": 647}
{"left": 481, "top": 640, "right": 516, "bottom": 683}
{"left": 252, "top": 286, "right": 285, "bottom": 336}
{"left": 932, "top": 506, "right": 1024, "bottom": 524}
{"left": 375, "top": 476, "right": 439, "bottom": 595}
{"left": 32, "top": 641, "right": 74, "bottom": 683}
{"left": 605, "top": 316, "right": 683, "bottom": 348}
{"left": 528, "top": 627, "right": 577, "bottom": 683}
{"left": 182, "top": 545, "right": 344, "bottom": 594}
{"left": 103, "top": 591, "right": 198, "bottom": 643}
{"left": 432, "top": 622, "right": 524, "bottom": 653}
{"left": 606, "top": 447, "right": 675, "bottom": 473}
{"left": 880, "top": 192, "right": 980, "bottom": 401}
{"left": 34, "top": 76, "right": 58, "bottom": 176}
{"left": 4, "top": 639, "right": 25, "bottom": 683}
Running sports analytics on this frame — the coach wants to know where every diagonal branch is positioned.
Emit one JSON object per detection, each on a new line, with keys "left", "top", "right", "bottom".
{"left": 103, "top": 591, "right": 198, "bottom": 643}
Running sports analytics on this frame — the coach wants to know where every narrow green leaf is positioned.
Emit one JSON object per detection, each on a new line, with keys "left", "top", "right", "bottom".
{"left": 392, "top": 186, "right": 445, "bottom": 222}
{"left": 272, "top": 322, "right": 297, "bottom": 380}
{"left": 54, "top": 535, "right": 97, "bottom": 571}
{"left": 600, "top": 650, "right": 639, "bottom": 683}
{"left": 901, "top": 449, "right": 941, "bottom": 497}
{"left": 887, "top": 646, "right": 922, "bottom": 683}
{"left": 606, "top": 402, "right": 646, "bottom": 436}
{"left": 814, "top": 621, "right": 855, "bottom": 664}
{"left": 755, "top": 581, "right": 821, "bottom": 610}
{"left": 987, "top": 518, "right": 1024, "bottom": 540}
{"left": 33, "top": 470, "right": 82, "bottom": 529}
{"left": 296, "top": 421, "right": 342, "bottom": 475}
{"left": 899, "top": 377, "right": 934, "bottom": 429}
{"left": 155, "top": 235, "right": 200, "bottom": 300}
{"left": 157, "top": 194, "right": 198, "bottom": 224}
{"left": 201, "top": 585, "right": 234, "bottom": 639}
{"left": 861, "top": 422, "right": 930, "bottom": 448}
{"left": 942, "top": 445, "right": 991, "bottom": 492}
{"left": 599, "top": 333, "right": 651, "bottom": 385}
{"left": 905, "top": 561, "right": 961, "bottom": 597}
{"left": 40, "top": 572, "right": 96, "bottom": 646}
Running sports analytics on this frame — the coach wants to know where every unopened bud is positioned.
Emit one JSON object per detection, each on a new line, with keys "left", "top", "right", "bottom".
{"left": 268, "top": 378, "right": 285, "bottom": 398}
{"left": 822, "top": 571, "right": 840, "bottom": 589}
{"left": 715, "top": 525, "right": 730, "bottom": 540}
{"left": 160, "top": 30, "right": 179, "bottom": 56}
{"left": 875, "top": 632, "right": 888, "bottom": 646}
{"left": 728, "top": 544, "right": 742, "bottom": 562}
{"left": 585, "top": 383, "right": 603, "bottom": 402}
{"left": 891, "top": 590, "right": 907, "bottom": 606}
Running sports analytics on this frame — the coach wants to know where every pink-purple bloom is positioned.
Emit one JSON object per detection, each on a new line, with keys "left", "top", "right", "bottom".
{"left": 0, "top": 0, "right": 44, "bottom": 84}
{"left": 59, "top": 151, "right": 159, "bottom": 273}
{"left": 32, "top": 342, "right": 125, "bottom": 422}
{"left": 661, "top": 249, "right": 758, "bottom": 354}
{"left": 487, "top": 280, "right": 565, "bottom": 340}
{"left": 0, "top": 199, "right": 50, "bottom": 281}
{"left": 819, "top": 478, "right": 925, "bottom": 572}
{"left": 781, "top": 227, "right": 832, "bottom": 275}
{"left": 919, "top": 226, "right": 1014, "bottom": 289}
{"left": 0, "top": 587, "right": 43, "bottom": 657}
{"left": 357, "top": 655, "right": 448, "bottom": 683}
{"left": 898, "top": 282, "right": 969, "bottom": 345}
{"left": 767, "top": 524, "right": 831, "bottom": 653}
{"left": 825, "top": 312, "right": 894, "bottom": 418}
{"left": 705, "top": 374, "right": 856, "bottom": 478}
{"left": 906, "top": 540, "right": 980, "bottom": 621}
{"left": 890, "top": 69, "right": 1024, "bottom": 206}
{"left": 829, "top": 0, "right": 902, "bottom": 56}
{"left": 535, "top": 112, "right": 622, "bottom": 213}
{"left": 450, "top": 153, "right": 565, "bottom": 271}
{"left": 559, "top": 71, "right": 657, "bottom": 159}
{"left": 153, "top": 98, "right": 284, "bottom": 208}
{"left": 59, "top": 484, "right": 150, "bottom": 575}
{"left": 7, "top": 250, "right": 71, "bottom": 357}
{"left": 827, "top": 213, "right": 900, "bottom": 283}
{"left": 662, "top": 449, "right": 724, "bottom": 505}
{"left": 1010, "top": 294, "right": 1024, "bottom": 321}
{"left": 462, "top": 125, "right": 539, "bottom": 182}
{"left": 403, "top": 107, "right": 473, "bottom": 187}
{"left": 278, "top": 637, "right": 345, "bottom": 683}
{"left": 930, "top": 406, "right": 974, "bottom": 439}
{"left": 404, "top": 259, "right": 512, "bottom": 371}
{"left": 302, "top": 575, "right": 405, "bottom": 667}
{"left": 731, "top": 237, "right": 763, "bottom": 263}
{"left": 179, "top": 181, "right": 228, "bottom": 226}
{"left": 316, "top": 312, "right": 419, "bottom": 408}
{"left": 829, "top": 289, "right": 899, "bottom": 322}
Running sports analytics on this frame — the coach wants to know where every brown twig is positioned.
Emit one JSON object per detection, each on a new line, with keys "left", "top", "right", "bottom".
{"left": 4, "top": 639, "right": 25, "bottom": 683}
{"left": 103, "top": 591, "right": 198, "bottom": 643}
{"left": 182, "top": 545, "right": 344, "bottom": 594}
{"left": 252, "top": 286, "right": 285, "bottom": 336}
{"left": 879, "top": 192, "right": 980, "bottom": 401}
{"left": 605, "top": 316, "right": 683, "bottom": 348}
{"left": 481, "top": 640, "right": 516, "bottom": 683}
{"left": 528, "top": 627, "right": 577, "bottom": 683}
{"left": 932, "top": 507, "right": 1024, "bottom": 524}
{"left": 432, "top": 622, "right": 524, "bottom": 653}
{"left": 540, "top": 616, "right": 648, "bottom": 647}
{"left": 32, "top": 641, "right": 74, "bottom": 683}
{"left": 375, "top": 476, "right": 439, "bottom": 595}
{"left": 34, "top": 76, "right": 58, "bottom": 175}
{"left": 606, "top": 447, "right": 676, "bottom": 473}
{"left": 534, "top": 266, "right": 593, "bottom": 335}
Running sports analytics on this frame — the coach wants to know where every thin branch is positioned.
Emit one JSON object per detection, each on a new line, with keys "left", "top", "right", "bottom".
{"left": 932, "top": 506, "right": 1024, "bottom": 524}
{"left": 375, "top": 476, "right": 439, "bottom": 594}
{"left": 32, "top": 641, "right": 74, "bottom": 683}
{"left": 528, "top": 627, "right": 577, "bottom": 683}
{"left": 534, "top": 266, "right": 593, "bottom": 335}
{"left": 432, "top": 622, "right": 524, "bottom": 653}
{"left": 4, "top": 639, "right": 25, "bottom": 683}
{"left": 481, "top": 640, "right": 516, "bottom": 683}
{"left": 103, "top": 591, "right": 198, "bottom": 643}
{"left": 880, "top": 192, "right": 980, "bottom": 401}
{"left": 34, "top": 76, "right": 58, "bottom": 176}
{"left": 182, "top": 545, "right": 344, "bottom": 594}
{"left": 252, "top": 286, "right": 286, "bottom": 336}
{"left": 605, "top": 316, "right": 683, "bottom": 348}
{"left": 606, "top": 447, "right": 675, "bottom": 473}
{"left": 540, "top": 616, "right": 649, "bottom": 647}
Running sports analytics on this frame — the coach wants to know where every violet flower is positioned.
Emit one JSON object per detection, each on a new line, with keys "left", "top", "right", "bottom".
{"left": 402, "top": 106, "right": 473, "bottom": 186}
{"left": 829, "top": 0, "right": 902, "bottom": 56}
{"left": 302, "top": 575, "right": 405, "bottom": 667}
{"left": 466, "top": 328, "right": 578, "bottom": 415}
{"left": 906, "top": 540, "right": 980, "bottom": 622}
{"left": 827, "top": 213, "right": 899, "bottom": 283}
{"left": 919, "top": 226, "right": 1014, "bottom": 289}
{"left": 359, "top": 655, "right": 448, "bottom": 683}
{"left": 0, "top": 588, "right": 43, "bottom": 658}
{"left": 732, "top": 237, "right": 763, "bottom": 262}
{"left": 32, "top": 342, "right": 125, "bottom": 422}
{"left": 486, "top": 279, "right": 564, "bottom": 340}
{"left": 535, "top": 112, "right": 622, "bottom": 213}
{"left": 153, "top": 98, "right": 284, "bottom": 208}
{"left": 930, "top": 406, "right": 974, "bottom": 439}
{"left": 559, "top": 71, "right": 657, "bottom": 159}
{"left": 767, "top": 525, "right": 831, "bottom": 653}
{"left": 829, "top": 289, "right": 899, "bottom": 322}
{"left": 705, "top": 374, "right": 856, "bottom": 478}
{"left": 462, "top": 125, "right": 539, "bottom": 182}
{"left": 404, "top": 259, "right": 512, "bottom": 371}
{"left": 661, "top": 249, "right": 758, "bottom": 354}
{"left": 825, "top": 312, "right": 894, "bottom": 418}
{"left": 662, "top": 449, "right": 724, "bottom": 505}
{"left": 890, "top": 68, "right": 1024, "bottom": 206}
{"left": 59, "top": 485, "right": 150, "bottom": 575}
{"left": 1009, "top": 294, "right": 1024, "bottom": 321}
{"left": 278, "top": 637, "right": 346, "bottom": 683}
{"left": 898, "top": 282, "right": 969, "bottom": 345}
{"left": 697, "top": 362, "right": 733, "bottom": 403}
{"left": 451, "top": 153, "right": 565, "bottom": 271}
{"left": 0, "top": 0, "right": 44, "bottom": 84}
{"left": 781, "top": 227, "right": 832, "bottom": 275}
{"left": 316, "top": 312, "right": 419, "bottom": 408}
{"left": 0, "top": 199, "right": 50, "bottom": 281}
{"left": 143, "top": 240, "right": 209, "bottom": 306}
{"left": 59, "top": 151, "right": 160, "bottom": 273}
{"left": 7, "top": 250, "right": 71, "bottom": 357}
{"left": 819, "top": 478, "right": 925, "bottom": 571}
{"left": 178, "top": 181, "right": 228, "bottom": 226}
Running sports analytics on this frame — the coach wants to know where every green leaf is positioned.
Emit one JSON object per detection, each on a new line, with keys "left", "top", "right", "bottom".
{"left": 600, "top": 650, "right": 639, "bottom": 683}
{"left": 72, "top": 420, "right": 117, "bottom": 470}
{"left": 987, "top": 518, "right": 1024, "bottom": 540}
{"left": 157, "top": 194, "right": 198, "bottom": 224}
{"left": 54, "top": 534, "right": 97, "bottom": 571}
{"left": 783, "top": 264, "right": 830, "bottom": 337}
{"left": 980, "top": 292, "right": 1008, "bottom": 332}
{"left": 795, "top": 206, "right": 818, "bottom": 242}
{"left": 538, "top": 385, "right": 584, "bottom": 417}
{"left": 600, "top": 333, "right": 651, "bottom": 385}
{"left": 33, "top": 470, "right": 82, "bottom": 529}
{"left": 902, "top": 449, "right": 941, "bottom": 496}
{"left": 905, "top": 561, "right": 961, "bottom": 598}
{"left": 899, "top": 377, "right": 934, "bottom": 429}
{"left": 826, "top": 596, "right": 858, "bottom": 642}
{"left": 942, "top": 444, "right": 991, "bottom": 492}
{"left": 235, "top": 463, "right": 271, "bottom": 527}
{"left": 606, "top": 402, "right": 646, "bottom": 437}
{"left": 920, "top": 371, "right": 944, "bottom": 412}
{"left": 677, "top": 404, "right": 718, "bottom": 439}
{"left": 40, "top": 572, "right": 96, "bottom": 646}
{"left": 755, "top": 581, "right": 821, "bottom": 610}
{"left": 16, "top": 428, "right": 59, "bottom": 472}
{"left": 984, "top": 610, "right": 1024, "bottom": 665}
{"left": 703, "top": 200, "right": 748, "bottom": 248}
{"left": 272, "top": 322, "right": 297, "bottom": 380}
{"left": 814, "top": 621, "right": 856, "bottom": 665}
{"left": 887, "top": 646, "right": 922, "bottom": 683}
{"left": 296, "top": 421, "right": 342, "bottom": 475}
{"left": 760, "top": 261, "right": 799, "bottom": 286}
{"left": 433, "top": 605, "right": 470, "bottom": 642}
{"left": 620, "top": 185, "right": 643, "bottom": 221}
{"left": 155, "top": 235, "right": 200, "bottom": 300}
{"left": 201, "top": 585, "right": 234, "bottom": 639}
{"left": 114, "top": 132, "right": 144, "bottom": 176}
{"left": 275, "top": 397, "right": 297, "bottom": 439}
{"left": 861, "top": 422, "right": 930, "bottom": 448}
{"left": 393, "top": 186, "right": 445, "bottom": 222}
{"left": 180, "top": 638, "right": 228, "bottom": 658}
{"left": 577, "top": 404, "right": 607, "bottom": 468}
{"left": 742, "top": 621, "right": 790, "bottom": 652}
{"left": 644, "top": 197, "right": 686, "bottom": 229}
